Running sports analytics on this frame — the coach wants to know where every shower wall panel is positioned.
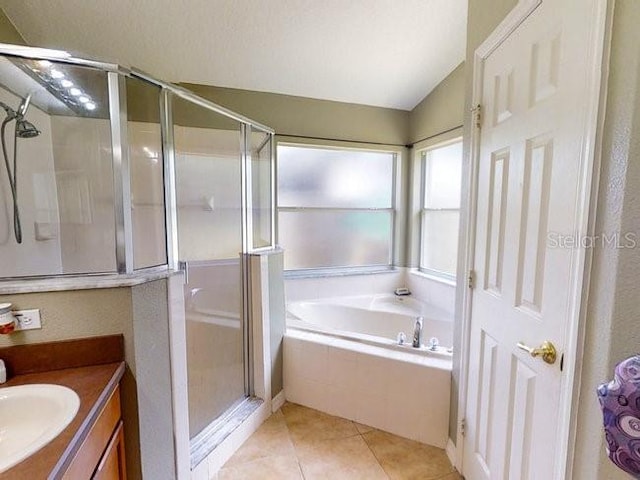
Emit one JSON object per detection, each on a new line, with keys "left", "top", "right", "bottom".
{"left": 51, "top": 116, "right": 117, "bottom": 274}
{"left": 0, "top": 87, "right": 62, "bottom": 277}
{"left": 174, "top": 126, "right": 242, "bottom": 261}
{"left": 129, "top": 121, "right": 166, "bottom": 269}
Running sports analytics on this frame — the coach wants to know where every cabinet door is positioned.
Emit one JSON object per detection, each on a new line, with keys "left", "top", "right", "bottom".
{"left": 92, "top": 421, "right": 126, "bottom": 480}
{"left": 65, "top": 387, "right": 121, "bottom": 480}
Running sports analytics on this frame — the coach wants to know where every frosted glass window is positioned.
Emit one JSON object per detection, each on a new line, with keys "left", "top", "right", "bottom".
{"left": 250, "top": 130, "right": 273, "bottom": 249}
{"left": 279, "top": 210, "right": 392, "bottom": 270}
{"left": 421, "top": 210, "right": 460, "bottom": 276}
{"left": 424, "top": 142, "right": 463, "bottom": 209}
{"left": 420, "top": 140, "right": 463, "bottom": 278}
{"left": 278, "top": 146, "right": 393, "bottom": 208}
{"left": 277, "top": 144, "right": 395, "bottom": 271}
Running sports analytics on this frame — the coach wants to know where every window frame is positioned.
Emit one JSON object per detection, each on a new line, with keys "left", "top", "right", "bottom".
{"left": 246, "top": 125, "right": 276, "bottom": 253}
{"left": 418, "top": 137, "right": 463, "bottom": 282}
{"left": 275, "top": 141, "right": 401, "bottom": 276}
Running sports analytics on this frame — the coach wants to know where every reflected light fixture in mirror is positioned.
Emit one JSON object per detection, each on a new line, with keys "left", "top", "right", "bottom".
{"left": 17, "top": 59, "right": 99, "bottom": 114}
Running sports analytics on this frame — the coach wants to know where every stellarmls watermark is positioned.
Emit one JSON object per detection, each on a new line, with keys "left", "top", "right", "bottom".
{"left": 547, "top": 232, "right": 638, "bottom": 249}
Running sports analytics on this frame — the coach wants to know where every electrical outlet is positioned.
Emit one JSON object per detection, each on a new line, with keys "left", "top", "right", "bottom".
{"left": 13, "top": 309, "right": 41, "bottom": 331}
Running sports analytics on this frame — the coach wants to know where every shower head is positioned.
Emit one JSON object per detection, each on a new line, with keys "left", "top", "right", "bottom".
{"left": 17, "top": 94, "right": 32, "bottom": 117}
{"left": 15, "top": 119, "right": 40, "bottom": 138}
{"left": 15, "top": 95, "right": 39, "bottom": 138}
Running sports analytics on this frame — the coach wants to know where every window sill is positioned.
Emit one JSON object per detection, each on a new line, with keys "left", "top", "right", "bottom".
{"left": 409, "top": 268, "right": 457, "bottom": 287}
{"left": 284, "top": 266, "right": 398, "bottom": 280}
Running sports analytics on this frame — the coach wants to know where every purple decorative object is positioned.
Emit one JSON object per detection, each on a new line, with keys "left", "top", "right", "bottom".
{"left": 598, "top": 355, "right": 640, "bottom": 478}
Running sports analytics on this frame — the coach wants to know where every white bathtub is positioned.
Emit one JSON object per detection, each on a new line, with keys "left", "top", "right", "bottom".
{"left": 287, "top": 294, "right": 453, "bottom": 356}
{"left": 284, "top": 294, "right": 452, "bottom": 448}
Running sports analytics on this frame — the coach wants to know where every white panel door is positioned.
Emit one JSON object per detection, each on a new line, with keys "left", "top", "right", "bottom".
{"left": 463, "top": 0, "right": 602, "bottom": 479}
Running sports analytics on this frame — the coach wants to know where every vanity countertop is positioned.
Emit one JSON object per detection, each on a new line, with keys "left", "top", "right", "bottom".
{"left": 0, "top": 335, "right": 125, "bottom": 479}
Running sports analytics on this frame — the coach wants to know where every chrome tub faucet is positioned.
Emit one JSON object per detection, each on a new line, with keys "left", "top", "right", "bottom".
{"left": 412, "top": 316, "right": 423, "bottom": 348}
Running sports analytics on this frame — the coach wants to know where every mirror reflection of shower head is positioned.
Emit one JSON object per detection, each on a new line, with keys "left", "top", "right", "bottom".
{"left": 16, "top": 119, "right": 40, "bottom": 138}
{"left": 0, "top": 93, "right": 40, "bottom": 243}
{"left": 17, "top": 94, "right": 32, "bottom": 117}
{"left": 0, "top": 102, "right": 16, "bottom": 120}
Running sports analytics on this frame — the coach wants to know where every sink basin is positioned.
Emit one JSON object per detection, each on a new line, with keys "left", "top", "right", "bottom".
{"left": 0, "top": 384, "right": 80, "bottom": 473}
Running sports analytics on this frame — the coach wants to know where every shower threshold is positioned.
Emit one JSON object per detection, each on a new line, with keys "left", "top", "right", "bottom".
{"left": 189, "top": 396, "right": 263, "bottom": 469}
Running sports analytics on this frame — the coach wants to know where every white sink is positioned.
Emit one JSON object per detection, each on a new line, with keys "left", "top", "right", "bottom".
{"left": 0, "top": 384, "right": 80, "bottom": 473}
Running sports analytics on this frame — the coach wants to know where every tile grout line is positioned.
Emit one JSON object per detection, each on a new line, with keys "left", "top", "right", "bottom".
{"left": 356, "top": 422, "right": 392, "bottom": 479}
{"left": 281, "top": 409, "right": 307, "bottom": 480}
{"left": 433, "top": 471, "right": 460, "bottom": 480}
{"left": 283, "top": 408, "right": 382, "bottom": 479}
{"left": 274, "top": 406, "right": 458, "bottom": 480}
{"left": 355, "top": 421, "right": 458, "bottom": 480}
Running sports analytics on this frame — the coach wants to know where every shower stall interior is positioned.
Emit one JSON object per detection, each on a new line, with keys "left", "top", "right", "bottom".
{"left": 0, "top": 43, "right": 275, "bottom": 463}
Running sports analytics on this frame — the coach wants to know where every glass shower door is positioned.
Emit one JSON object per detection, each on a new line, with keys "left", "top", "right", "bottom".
{"left": 171, "top": 95, "right": 247, "bottom": 442}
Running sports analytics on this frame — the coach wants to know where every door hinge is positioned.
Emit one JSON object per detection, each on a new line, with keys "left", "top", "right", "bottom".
{"left": 178, "top": 260, "right": 189, "bottom": 284}
{"left": 467, "top": 269, "right": 475, "bottom": 289}
{"left": 472, "top": 104, "right": 482, "bottom": 129}
{"left": 461, "top": 418, "right": 467, "bottom": 437}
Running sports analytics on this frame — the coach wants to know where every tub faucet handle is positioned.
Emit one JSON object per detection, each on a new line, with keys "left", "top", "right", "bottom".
{"left": 412, "top": 316, "right": 423, "bottom": 348}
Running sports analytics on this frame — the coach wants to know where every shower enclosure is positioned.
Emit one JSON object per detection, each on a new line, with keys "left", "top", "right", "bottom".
{"left": 0, "top": 43, "right": 275, "bottom": 462}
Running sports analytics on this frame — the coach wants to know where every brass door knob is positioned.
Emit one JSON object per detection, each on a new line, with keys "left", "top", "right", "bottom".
{"left": 516, "top": 340, "right": 557, "bottom": 365}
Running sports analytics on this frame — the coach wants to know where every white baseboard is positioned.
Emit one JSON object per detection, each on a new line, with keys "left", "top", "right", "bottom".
{"left": 272, "top": 390, "right": 285, "bottom": 412}
{"left": 446, "top": 438, "right": 456, "bottom": 467}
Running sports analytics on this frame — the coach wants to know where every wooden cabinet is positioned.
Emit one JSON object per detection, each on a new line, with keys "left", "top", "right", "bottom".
{"left": 64, "top": 386, "right": 127, "bottom": 480}
{"left": 92, "top": 421, "right": 126, "bottom": 480}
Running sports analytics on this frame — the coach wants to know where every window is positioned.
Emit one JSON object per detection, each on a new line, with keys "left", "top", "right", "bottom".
{"left": 277, "top": 144, "right": 396, "bottom": 272}
{"left": 249, "top": 129, "right": 274, "bottom": 250}
{"left": 419, "top": 140, "right": 463, "bottom": 279}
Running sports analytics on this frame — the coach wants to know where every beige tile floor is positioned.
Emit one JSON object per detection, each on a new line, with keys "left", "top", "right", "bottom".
{"left": 215, "top": 402, "right": 463, "bottom": 480}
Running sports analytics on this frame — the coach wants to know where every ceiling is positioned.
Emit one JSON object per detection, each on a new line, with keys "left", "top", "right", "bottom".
{"left": 0, "top": 0, "right": 467, "bottom": 111}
